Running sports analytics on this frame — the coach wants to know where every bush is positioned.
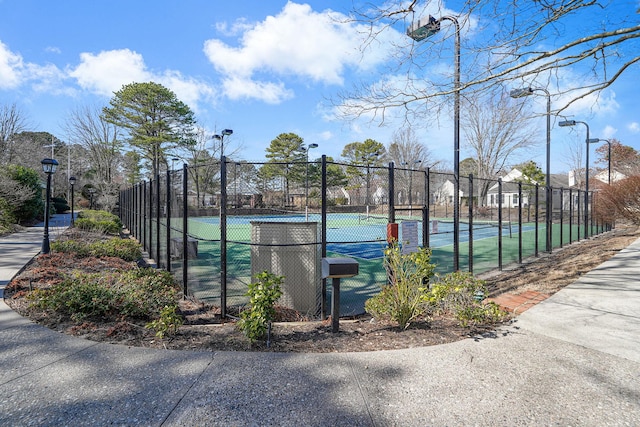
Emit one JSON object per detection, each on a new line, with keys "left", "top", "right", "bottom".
{"left": 237, "top": 271, "right": 283, "bottom": 343}
{"left": 28, "top": 268, "right": 179, "bottom": 322}
{"left": 75, "top": 210, "right": 122, "bottom": 234}
{"left": 52, "top": 237, "right": 142, "bottom": 261}
{"left": 5, "top": 165, "right": 43, "bottom": 223}
{"left": 425, "top": 271, "right": 507, "bottom": 327}
{"left": 52, "top": 197, "right": 70, "bottom": 214}
{"left": 365, "top": 241, "right": 436, "bottom": 329}
{"left": 594, "top": 176, "right": 640, "bottom": 224}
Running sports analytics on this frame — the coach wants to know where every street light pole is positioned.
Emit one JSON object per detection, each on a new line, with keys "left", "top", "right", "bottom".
{"left": 588, "top": 138, "right": 612, "bottom": 185}
{"left": 408, "top": 14, "right": 461, "bottom": 270}
{"left": 69, "top": 176, "right": 76, "bottom": 227}
{"left": 559, "top": 120, "right": 590, "bottom": 239}
{"left": 510, "top": 86, "right": 552, "bottom": 252}
{"left": 41, "top": 158, "right": 59, "bottom": 254}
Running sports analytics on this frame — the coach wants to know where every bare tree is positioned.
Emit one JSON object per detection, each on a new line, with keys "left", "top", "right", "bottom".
{"left": 0, "top": 103, "right": 30, "bottom": 165}
{"left": 337, "top": 1, "right": 640, "bottom": 123}
{"left": 463, "top": 89, "right": 539, "bottom": 205}
{"left": 64, "top": 105, "right": 123, "bottom": 182}
{"left": 184, "top": 128, "right": 219, "bottom": 207}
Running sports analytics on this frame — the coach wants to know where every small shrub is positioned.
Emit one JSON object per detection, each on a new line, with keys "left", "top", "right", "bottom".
{"left": 146, "top": 305, "right": 184, "bottom": 338}
{"left": 52, "top": 197, "right": 70, "bottom": 214}
{"left": 364, "top": 241, "right": 436, "bottom": 329}
{"left": 237, "top": 271, "right": 283, "bottom": 343}
{"left": 425, "top": 271, "right": 507, "bottom": 327}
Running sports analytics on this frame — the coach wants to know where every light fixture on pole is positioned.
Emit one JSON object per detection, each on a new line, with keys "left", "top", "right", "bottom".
{"left": 69, "top": 176, "right": 76, "bottom": 227}
{"left": 213, "top": 129, "right": 233, "bottom": 159}
{"left": 41, "top": 158, "right": 59, "bottom": 254}
{"left": 408, "top": 14, "right": 461, "bottom": 270}
{"left": 559, "top": 119, "right": 590, "bottom": 239}
{"left": 588, "top": 138, "right": 612, "bottom": 185}
{"left": 510, "top": 86, "right": 552, "bottom": 252}
{"left": 305, "top": 143, "right": 319, "bottom": 212}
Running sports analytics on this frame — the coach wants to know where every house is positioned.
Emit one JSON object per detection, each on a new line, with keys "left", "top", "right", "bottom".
{"left": 485, "top": 168, "right": 569, "bottom": 209}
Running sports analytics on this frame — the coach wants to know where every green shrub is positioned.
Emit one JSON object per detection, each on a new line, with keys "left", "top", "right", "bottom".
{"left": 52, "top": 197, "right": 70, "bottom": 214}
{"left": 51, "top": 237, "right": 142, "bottom": 261}
{"left": 28, "top": 268, "right": 179, "bottom": 322}
{"left": 75, "top": 210, "right": 122, "bottom": 234}
{"left": 145, "top": 305, "right": 184, "bottom": 338}
{"left": 237, "top": 271, "right": 283, "bottom": 343}
{"left": 425, "top": 271, "right": 507, "bottom": 327}
{"left": 364, "top": 241, "right": 436, "bottom": 329}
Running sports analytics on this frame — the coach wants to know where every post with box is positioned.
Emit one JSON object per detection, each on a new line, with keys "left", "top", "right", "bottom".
{"left": 321, "top": 257, "right": 359, "bottom": 333}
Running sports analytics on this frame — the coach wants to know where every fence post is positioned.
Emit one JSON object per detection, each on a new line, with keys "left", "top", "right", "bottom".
{"left": 166, "top": 170, "right": 172, "bottom": 272}
{"left": 559, "top": 188, "right": 564, "bottom": 248}
{"left": 569, "top": 188, "right": 573, "bottom": 244}
{"left": 577, "top": 189, "right": 581, "bottom": 241}
{"left": 518, "top": 182, "right": 522, "bottom": 264}
{"left": 182, "top": 164, "right": 188, "bottom": 299}
{"left": 534, "top": 184, "right": 539, "bottom": 257}
{"left": 155, "top": 174, "right": 161, "bottom": 268}
{"left": 468, "top": 174, "right": 473, "bottom": 273}
{"left": 423, "top": 168, "right": 430, "bottom": 248}
{"left": 498, "top": 178, "right": 503, "bottom": 270}
{"left": 388, "top": 162, "right": 395, "bottom": 223}
{"left": 321, "top": 155, "right": 328, "bottom": 320}
{"left": 220, "top": 157, "right": 228, "bottom": 318}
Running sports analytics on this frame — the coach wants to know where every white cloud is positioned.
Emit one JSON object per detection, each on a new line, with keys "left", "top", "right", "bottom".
{"left": 68, "top": 49, "right": 217, "bottom": 111}
{"left": 222, "top": 75, "right": 293, "bottom": 104}
{"left": 69, "top": 49, "right": 151, "bottom": 96}
{"left": 0, "top": 41, "right": 24, "bottom": 89}
{"left": 628, "top": 122, "right": 640, "bottom": 133}
{"left": 204, "top": 2, "right": 397, "bottom": 103}
{"left": 602, "top": 125, "right": 617, "bottom": 139}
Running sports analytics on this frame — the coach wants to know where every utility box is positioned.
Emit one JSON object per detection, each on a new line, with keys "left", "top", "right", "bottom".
{"left": 251, "top": 222, "right": 320, "bottom": 317}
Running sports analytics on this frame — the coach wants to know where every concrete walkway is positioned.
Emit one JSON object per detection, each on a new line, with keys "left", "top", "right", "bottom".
{"left": 0, "top": 218, "right": 639, "bottom": 426}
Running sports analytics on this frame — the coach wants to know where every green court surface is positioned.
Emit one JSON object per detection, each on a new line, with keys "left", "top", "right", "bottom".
{"left": 157, "top": 215, "right": 605, "bottom": 316}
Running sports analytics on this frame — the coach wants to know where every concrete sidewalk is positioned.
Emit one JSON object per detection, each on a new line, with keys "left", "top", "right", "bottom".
{"left": 0, "top": 221, "right": 639, "bottom": 426}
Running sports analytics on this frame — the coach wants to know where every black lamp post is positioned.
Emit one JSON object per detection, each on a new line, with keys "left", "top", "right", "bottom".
{"left": 588, "top": 138, "right": 612, "bottom": 184}
{"left": 41, "top": 158, "right": 59, "bottom": 254}
{"left": 408, "top": 14, "right": 461, "bottom": 270}
{"left": 88, "top": 188, "right": 96, "bottom": 210}
{"left": 69, "top": 176, "right": 76, "bottom": 226}
{"left": 510, "top": 86, "right": 552, "bottom": 252}
{"left": 559, "top": 119, "right": 590, "bottom": 239}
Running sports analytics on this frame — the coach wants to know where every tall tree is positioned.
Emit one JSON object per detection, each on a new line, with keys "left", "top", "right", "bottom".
{"left": 102, "top": 82, "right": 196, "bottom": 178}
{"left": 595, "top": 139, "right": 640, "bottom": 177}
{"left": 260, "top": 133, "right": 306, "bottom": 207}
{"left": 185, "top": 127, "right": 219, "bottom": 207}
{"left": 0, "top": 103, "right": 30, "bottom": 165}
{"left": 341, "top": 139, "right": 386, "bottom": 205}
{"left": 463, "top": 89, "right": 538, "bottom": 205}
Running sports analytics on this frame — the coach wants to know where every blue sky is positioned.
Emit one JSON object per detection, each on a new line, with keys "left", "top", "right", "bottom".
{"left": 0, "top": 0, "right": 638, "bottom": 173}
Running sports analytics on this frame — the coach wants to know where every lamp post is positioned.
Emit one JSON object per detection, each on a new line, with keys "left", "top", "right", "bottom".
{"left": 588, "top": 138, "right": 612, "bottom": 184}
{"left": 88, "top": 188, "right": 96, "bottom": 210}
{"left": 69, "top": 176, "right": 76, "bottom": 227}
{"left": 305, "top": 143, "right": 319, "bottom": 213}
{"left": 171, "top": 157, "right": 179, "bottom": 171}
{"left": 510, "top": 86, "right": 552, "bottom": 252}
{"left": 213, "top": 129, "right": 233, "bottom": 159}
{"left": 41, "top": 158, "right": 59, "bottom": 254}
{"left": 559, "top": 120, "right": 590, "bottom": 239}
{"left": 408, "top": 14, "right": 461, "bottom": 270}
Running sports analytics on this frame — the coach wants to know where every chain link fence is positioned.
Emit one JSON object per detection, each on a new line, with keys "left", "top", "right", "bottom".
{"left": 119, "top": 157, "right": 611, "bottom": 319}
